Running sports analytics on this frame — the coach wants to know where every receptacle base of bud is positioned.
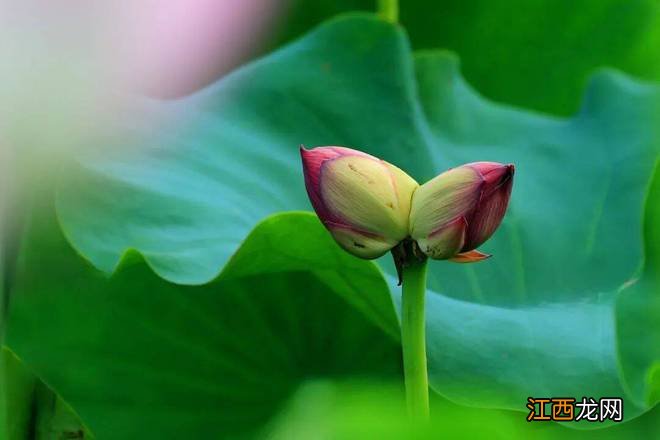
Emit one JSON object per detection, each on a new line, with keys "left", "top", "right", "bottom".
{"left": 391, "top": 238, "right": 427, "bottom": 286}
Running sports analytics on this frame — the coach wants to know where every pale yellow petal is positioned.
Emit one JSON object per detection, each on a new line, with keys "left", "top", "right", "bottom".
{"left": 328, "top": 225, "right": 398, "bottom": 259}
{"left": 321, "top": 155, "right": 417, "bottom": 242}
{"left": 416, "top": 217, "right": 466, "bottom": 260}
{"left": 409, "top": 166, "right": 482, "bottom": 239}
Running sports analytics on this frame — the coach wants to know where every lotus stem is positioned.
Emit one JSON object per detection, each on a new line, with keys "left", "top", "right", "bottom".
{"left": 378, "top": 0, "right": 399, "bottom": 24}
{"left": 401, "top": 257, "right": 430, "bottom": 420}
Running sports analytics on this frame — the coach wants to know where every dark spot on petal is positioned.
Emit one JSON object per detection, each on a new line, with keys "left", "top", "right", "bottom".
{"left": 348, "top": 163, "right": 374, "bottom": 183}
{"left": 353, "top": 242, "right": 366, "bottom": 248}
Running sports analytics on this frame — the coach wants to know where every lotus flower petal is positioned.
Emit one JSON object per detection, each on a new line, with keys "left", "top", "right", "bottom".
{"left": 301, "top": 146, "right": 418, "bottom": 259}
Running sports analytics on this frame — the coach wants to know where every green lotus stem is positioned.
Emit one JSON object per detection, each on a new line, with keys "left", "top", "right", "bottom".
{"left": 401, "top": 258, "right": 430, "bottom": 420}
{"left": 377, "top": 0, "right": 399, "bottom": 24}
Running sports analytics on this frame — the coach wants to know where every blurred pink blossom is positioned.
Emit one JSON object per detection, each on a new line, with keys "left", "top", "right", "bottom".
{"left": 0, "top": 0, "right": 282, "bottom": 174}
{"left": 122, "top": 0, "right": 282, "bottom": 97}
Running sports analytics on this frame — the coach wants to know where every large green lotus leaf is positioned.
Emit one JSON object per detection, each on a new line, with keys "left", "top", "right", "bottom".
{"left": 7, "top": 209, "right": 658, "bottom": 438}
{"left": 34, "top": 14, "right": 660, "bottom": 423}
{"left": 0, "top": 346, "right": 94, "bottom": 439}
{"left": 6, "top": 205, "right": 402, "bottom": 439}
{"left": 615, "top": 163, "right": 660, "bottom": 408}
{"left": 403, "top": 0, "right": 660, "bottom": 115}
{"left": 272, "top": 1, "right": 660, "bottom": 115}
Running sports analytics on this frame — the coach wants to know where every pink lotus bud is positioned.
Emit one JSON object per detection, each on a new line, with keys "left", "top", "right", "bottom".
{"left": 300, "top": 146, "right": 418, "bottom": 259}
{"left": 409, "top": 162, "right": 514, "bottom": 261}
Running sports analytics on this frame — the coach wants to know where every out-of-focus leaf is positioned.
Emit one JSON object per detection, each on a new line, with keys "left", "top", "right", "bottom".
{"left": 265, "top": 380, "right": 660, "bottom": 439}
{"left": 0, "top": 346, "right": 93, "bottom": 440}
{"left": 615, "top": 163, "right": 660, "bottom": 408}
{"left": 403, "top": 0, "right": 660, "bottom": 114}
{"left": 6, "top": 205, "right": 401, "bottom": 439}
{"left": 273, "top": 0, "right": 660, "bottom": 114}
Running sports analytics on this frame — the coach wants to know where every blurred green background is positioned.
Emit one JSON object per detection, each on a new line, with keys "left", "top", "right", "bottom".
{"left": 271, "top": 0, "right": 660, "bottom": 115}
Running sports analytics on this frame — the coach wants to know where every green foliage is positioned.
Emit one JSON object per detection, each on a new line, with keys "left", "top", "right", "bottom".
{"left": 266, "top": 381, "right": 660, "bottom": 439}
{"left": 4, "top": 11, "right": 660, "bottom": 439}
{"left": 616, "top": 164, "right": 660, "bottom": 408}
{"left": 274, "top": 0, "right": 660, "bottom": 114}
{"left": 0, "top": 347, "right": 93, "bottom": 439}
{"left": 7, "top": 206, "right": 401, "bottom": 439}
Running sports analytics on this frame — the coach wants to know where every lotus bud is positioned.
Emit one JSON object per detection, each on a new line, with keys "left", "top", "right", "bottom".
{"left": 300, "top": 145, "right": 419, "bottom": 259}
{"left": 409, "top": 162, "right": 514, "bottom": 262}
